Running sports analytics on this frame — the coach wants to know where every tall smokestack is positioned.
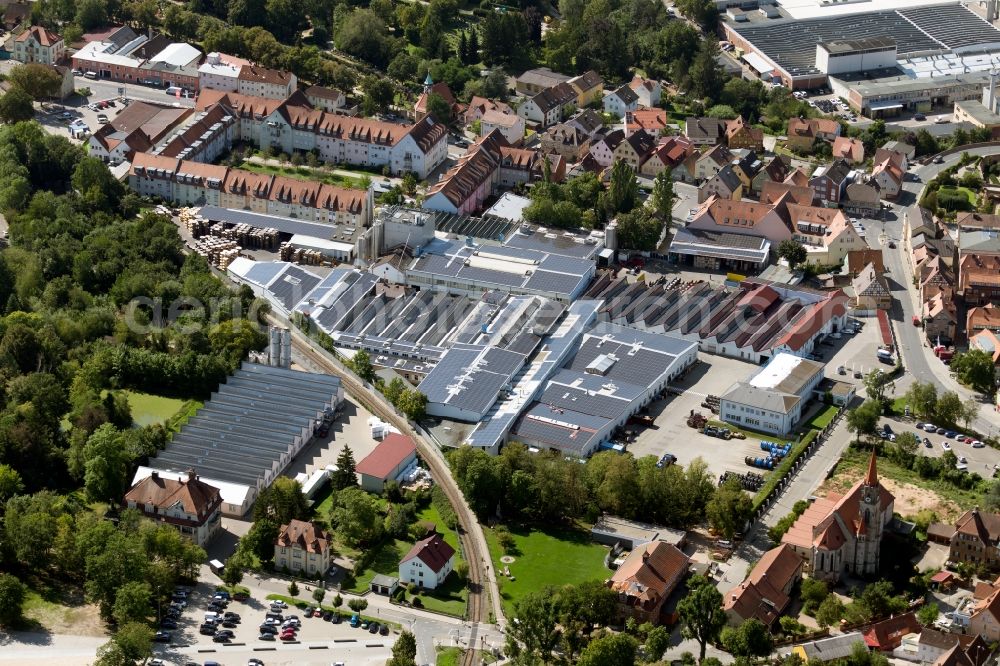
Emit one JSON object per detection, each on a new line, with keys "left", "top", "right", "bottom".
{"left": 280, "top": 327, "right": 292, "bottom": 368}
{"left": 269, "top": 326, "right": 280, "bottom": 366}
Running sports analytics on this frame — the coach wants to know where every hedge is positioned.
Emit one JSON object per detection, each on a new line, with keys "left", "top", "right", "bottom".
{"left": 752, "top": 429, "right": 819, "bottom": 513}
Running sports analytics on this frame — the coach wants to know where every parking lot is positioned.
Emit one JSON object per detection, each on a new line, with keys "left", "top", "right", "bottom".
{"left": 35, "top": 95, "right": 132, "bottom": 142}
{"left": 152, "top": 583, "right": 396, "bottom": 665}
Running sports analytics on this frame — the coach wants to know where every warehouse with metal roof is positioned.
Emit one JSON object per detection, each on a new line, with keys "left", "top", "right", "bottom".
{"left": 511, "top": 323, "right": 698, "bottom": 457}
{"left": 132, "top": 362, "right": 343, "bottom": 517}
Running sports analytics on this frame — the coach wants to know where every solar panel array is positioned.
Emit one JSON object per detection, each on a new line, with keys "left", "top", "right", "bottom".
{"left": 898, "top": 5, "right": 1000, "bottom": 50}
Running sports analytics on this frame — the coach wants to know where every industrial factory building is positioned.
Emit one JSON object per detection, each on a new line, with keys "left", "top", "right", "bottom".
{"left": 132, "top": 360, "right": 343, "bottom": 517}
{"left": 719, "top": 353, "right": 825, "bottom": 436}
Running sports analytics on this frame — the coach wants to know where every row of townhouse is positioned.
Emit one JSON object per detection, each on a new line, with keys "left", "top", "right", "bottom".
{"left": 194, "top": 90, "right": 449, "bottom": 178}
{"left": 129, "top": 152, "right": 372, "bottom": 227}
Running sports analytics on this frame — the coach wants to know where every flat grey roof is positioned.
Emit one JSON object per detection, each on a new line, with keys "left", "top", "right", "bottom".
{"left": 819, "top": 36, "right": 896, "bottom": 54}
{"left": 200, "top": 205, "right": 343, "bottom": 240}
{"left": 146, "top": 363, "right": 340, "bottom": 488}
{"left": 419, "top": 344, "right": 526, "bottom": 417}
{"left": 670, "top": 227, "right": 770, "bottom": 263}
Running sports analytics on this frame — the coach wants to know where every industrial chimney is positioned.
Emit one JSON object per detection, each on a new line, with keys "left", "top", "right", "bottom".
{"left": 280, "top": 327, "right": 292, "bottom": 368}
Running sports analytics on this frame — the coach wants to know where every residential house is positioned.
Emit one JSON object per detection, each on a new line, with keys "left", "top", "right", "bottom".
{"left": 781, "top": 453, "right": 894, "bottom": 581}
{"left": 87, "top": 101, "right": 192, "bottom": 164}
{"left": 588, "top": 129, "right": 625, "bottom": 168}
{"left": 567, "top": 70, "right": 603, "bottom": 107}
{"left": 688, "top": 196, "right": 792, "bottom": 244}
{"left": 480, "top": 109, "right": 525, "bottom": 145}
{"left": 304, "top": 85, "right": 345, "bottom": 113}
{"left": 967, "top": 575, "right": 1000, "bottom": 641}
{"left": 832, "top": 136, "right": 865, "bottom": 163}
{"left": 197, "top": 52, "right": 247, "bottom": 93}
{"left": 639, "top": 136, "right": 693, "bottom": 178}
{"left": 672, "top": 153, "right": 698, "bottom": 184}
{"left": 846, "top": 249, "right": 885, "bottom": 277}
{"left": 938, "top": 508, "right": 1000, "bottom": 569}
{"left": 906, "top": 206, "right": 939, "bottom": 243}
{"left": 924, "top": 292, "right": 957, "bottom": 344}
{"left": 971, "top": 329, "right": 1000, "bottom": 363}
{"left": 919, "top": 255, "right": 954, "bottom": 303}
{"left": 874, "top": 146, "right": 909, "bottom": 171}
{"left": 693, "top": 144, "right": 734, "bottom": 181}
{"left": 968, "top": 303, "right": 1000, "bottom": 337}
{"left": 782, "top": 202, "right": 866, "bottom": 266}
{"left": 873, "top": 158, "right": 904, "bottom": 200}
{"left": 564, "top": 109, "right": 604, "bottom": 137}
{"left": 698, "top": 164, "right": 743, "bottom": 203}
{"left": 13, "top": 26, "right": 64, "bottom": 65}
{"left": 760, "top": 181, "right": 814, "bottom": 205}
{"left": 629, "top": 75, "right": 661, "bottom": 108}
{"left": 730, "top": 152, "right": 763, "bottom": 189}
{"left": 685, "top": 117, "right": 728, "bottom": 146}
{"left": 785, "top": 168, "right": 812, "bottom": 188}
{"left": 539, "top": 124, "right": 591, "bottom": 162}
{"left": 612, "top": 130, "right": 656, "bottom": 171}
{"left": 843, "top": 182, "right": 881, "bottom": 216}
{"left": 787, "top": 117, "right": 841, "bottom": 152}
{"left": 626, "top": 109, "right": 668, "bottom": 134}
{"left": 726, "top": 116, "right": 764, "bottom": 151}
{"left": 2, "top": 2, "right": 30, "bottom": 30}
{"left": 603, "top": 84, "right": 639, "bottom": 119}
{"left": 880, "top": 140, "right": 916, "bottom": 164}
{"left": 853, "top": 263, "right": 891, "bottom": 310}
{"left": 606, "top": 540, "right": 689, "bottom": 625}
{"left": 723, "top": 544, "right": 802, "bottom": 627}
{"left": 465, "top": 97, "right": 511, "bottom": 126}
{"left": 518, "top": 82, "right": 577, "bottom": 128}
{"left": 415, "top": 81, "right": 460, "bottom": 121}
{"left": 399, "top": 531, "right": 455, "bottom": 590}
{"left": 237, "top": 65, "right": 296, "bottom": 99}
{"left": 274, "top": 519, "right": 332, "bottom": 576}
{"left": 917, "top": 631, "right": 993, "bottom": 666}
{"left": 515, "top": 67, "right": 571, "bottom": 96}
{"left": 960, "top": 254, "right": 1000, "bottom": 306}
{"left": 751, "top": 156, "right": 789, "bottom": 195}
{"left": 863, "top": 612, "right": 921, "bottom": 651}
{"left": 810, "top": 159, "right": 852, "bottom": 205}
{"left": 123, "top": 469, "right": 222, "bottom": 547}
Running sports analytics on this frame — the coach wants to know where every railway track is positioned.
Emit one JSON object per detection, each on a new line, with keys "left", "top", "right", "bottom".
{"left": 283, "top": 325, "right": 492, "bottom": 652}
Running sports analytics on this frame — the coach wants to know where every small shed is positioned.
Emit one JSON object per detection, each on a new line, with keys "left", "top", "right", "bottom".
{"left": 370, "top": 574, "right": 399, "bottom": 596}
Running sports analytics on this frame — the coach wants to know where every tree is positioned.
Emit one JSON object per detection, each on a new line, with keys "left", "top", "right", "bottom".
{"left": 7, "top": 64, "right": 62, "bottom": 100}
{"left": 288, "top": 580, "right": 300, "bottom": 596}
{"left": 0, "top": 88, "right": 35, "bottom": 124}
{"left": 424, "top": 92, "right": 453, "bottom": 125}
{"left": 863, "top": 370, "right": 895, "bottom": 408}
{"left": 348, "top": 598, "right": 368, "bottom": 612}
{"left": 72, "top": 155, "right": 124, "bottom": 211}
{"left": 815, "top": 594, "right": 845, "bottom": 628}
{"left": 676, "top": 0, "right": 718, "bottom": 29}
{"left": 678, "top": 575, "right": 726, "bottom": 663}
{"left": 961, "top": 397, "right": 980, "bottom": 430}
{"left": 0, "top": 463, "right": 24, "bottom": 502}
{"left": 76, "top": 0, "right": 109, "bottom": 30}
{"left": 935, "top": 391, "right": 965, "bottom": 428}
{"left": 651, "top": 169, "right": 674, "bottom": 220}
{"left": 112, "top": 581, "right": 152, "bottom": 626}
{"left": 776, "top": 239, "right": 807, "bottom": 267}
{"left": 721, "top": 618, "right": 773, "bottom": 661}
{"left": 349, "top": 350, "right": 376, "bottom": 383}
{"left": 846, "top": 399, "right": 881, "bottom": 444}
{"left": 330, "top": 487, "right": 384, "bottom": 546}
{"left": 312, "top": 587, "right": 326, "bottom": 604}
{"left": 506, "top": 590, "right": 560, "bottom": 662}
{"left": 83, "top": 424, "right": 129, "bottom": 502}
{"left": 253, "top": 476, "right": 309, "bottom": 524}
{"left": 361, "top": 76, "right": 395, "bottom": 117}
{"left": 397, "top": 389, "right": 427, "bottom": 421}
{"left": 335, "top": 9, "right": 394, "bottom": 69}
{"left": 905, "top": 381, "right": 938, "bottom": 419}
{"left": 918, "top": 602, "right": 940, "bottom": 626}
{"left": 578, "top": 633, "right": 638, "bottom": 666}
{"left": 952, "top": 349, "right": 996, "bottom": 396}
{"left": 332, "top": 445, "right": 357, "bottom": 490}
{"left": 645, "top": 625, "right": 671, "bottom": 662}
{"left": 111, "top": 622, "right": 153, "bottom": 663}
{"left": 222, "top": 559, "right": 244, "bottom": 586}
{"left": 0, "top": 573, "right": 26, "bottom": 626}
{"left": 614, "top": 208, "right": 663, "bottom": 252}
{"left": 894, "top": 431, "right": 920, "bottom": 456}
{"left": 388, "top": 630, "right": 418, "bottom": 666}
{"left": 688, "top": 39, "right": 725, "bottom": 101}
{"left": 707, "top": 477, "right": 752, "bottom": 540}
{"left": 604, "top": 160, "right": 638, "bottom": 216}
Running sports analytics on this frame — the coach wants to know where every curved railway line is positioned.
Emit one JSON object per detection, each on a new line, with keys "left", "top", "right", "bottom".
{"left": 284, "top": 324, "right": 499, "bottom": 664}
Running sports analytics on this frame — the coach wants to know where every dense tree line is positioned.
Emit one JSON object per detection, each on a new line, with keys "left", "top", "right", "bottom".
{"left": 448, "top": 443, "right": 717, "bottom": 527}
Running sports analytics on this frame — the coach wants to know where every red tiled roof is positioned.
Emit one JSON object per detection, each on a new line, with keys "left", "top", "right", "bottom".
{"left": 401, "top": 532, "right": 455, "bottom": 572}
{"left": 275, "top": 519, "right": 329, "bottom": 554}
{"left": 124, "top": 469, "right": 220, "bottom": 519}
{"left": 356, "top": 434, "right": 417, "bottom": 479}
{"left": 16, "top": 25, "right": 61, "bottom": 46}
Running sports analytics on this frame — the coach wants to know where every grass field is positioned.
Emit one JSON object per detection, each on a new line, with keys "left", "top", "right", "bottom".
{"left": 437, "top": 647, "right": 463, "bottom": 666}
{"left": 122, "top": 390, "right": 192, "bottom": 427}
{"left": 346, "top": 503, "right": 468, "bottom": 617}
{"left": 235, "top": 160, "right": 370, "bottom": 189}
{"left": 483, "top": 524, "right": 609, "bottom": 617}
{"left": 805, "top": 404, "right": 839, "bottom": 431}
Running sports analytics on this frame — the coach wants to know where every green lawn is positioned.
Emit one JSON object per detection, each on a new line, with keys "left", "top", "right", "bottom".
{"left": 122, "top": 390, "right": 192, "bottom": 427}
{"left": 483, "top": 525, "right": 609, "bottom": 617}
{"left": 234, "top": 160, "right": 369, "bottom": 189}
{"left": 346, "top": 503, "right": 469, "bottom": 617}
{"left": 805, "top": 404, "right": 839, "bottom": 431}
{"left": 437, "top": 647, "right": 463, "bottom": 666}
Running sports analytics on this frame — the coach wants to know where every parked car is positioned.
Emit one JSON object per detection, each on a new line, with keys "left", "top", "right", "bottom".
{"left": 944, "top": 430, "right": 958, "bottom": 438}
{"left": 350, "top": 614, "right": 360, "bottom": 628}
{"left": 331, "top": 612, "right": 342, "bottom": 624}
{"left": 258, "top": 633, "right": 276, "bottom": 641}
{"left": 213, "top": 634, "right": 231, "bottom": 643}
{"left": 160, "top": 619, "right": 178, "bottom": 630}
{"left": 270, "top": 599, "right": 286, "bottom": 608}
{"left": 922, "top": 423, "right": 939, "bottom": 432}
{"left": 933, "top": 155, "right": 944, "bottom": 164}
{"left": 380, "top": 623, "right": 389, "bottom": 635}
{"left": 888, "top": 241, "right": 896, "bottom": 248}
{"left": 656, "top": 453, "right": 677, "bottom": 468}
{"left": 322, "top": 611, "right": 334, "bottom": 621}
{"left": 305, "top": 606, "right": 316, "bottom": 616}
{"left": 914, "top": 113, "right": 926, "bottom": 121}
{"left": 936, "top": 427, "right": 947, "bottom": 435}
{"left": 369, "top": 622, "right": 380, "bottom": 634}
{"left": 923, "top": 437, "right": 932, "bottom": 448}
{"left": 854, "top": 370, "right": 863, "bottom": 379}
{"left": 153, "top": 631, "right": 171, "bottom": 643}
{"left": 222, "top": 620, "right": 238, "bottom": 628}
{"left": 280, "top": 633, "right": 297, "bottom": 641}
{"left": 259, "top": 624, "right": 278, "bottom": 634}
{"left": 942, "top": 441, "right": 952, "bottom": 451}
{"left": 200, "top": 624, "right": 217, "bottom": 635}
{"left": 223, "top": 612, "right": 240, "bottom": 621}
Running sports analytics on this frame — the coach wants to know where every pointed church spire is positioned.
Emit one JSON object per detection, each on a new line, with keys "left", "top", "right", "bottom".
{"left": 865, "top": 450, "right": 878, "bottom": 486}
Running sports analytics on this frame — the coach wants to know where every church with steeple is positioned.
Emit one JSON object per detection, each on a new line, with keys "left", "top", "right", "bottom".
{"left": 781, "top": 452, "right": 894, "bottom": 581}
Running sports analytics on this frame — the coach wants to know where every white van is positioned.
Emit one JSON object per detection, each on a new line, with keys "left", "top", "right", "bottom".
{"left": 84, "top": 71, "right": 98, "bottom": 79}
{"left": 165, "top": 86, "right": 183, "bottom": 96}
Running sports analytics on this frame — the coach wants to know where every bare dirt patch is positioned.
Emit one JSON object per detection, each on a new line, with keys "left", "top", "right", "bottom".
{"left": 818, "top": 470, "right": 962, "bottom": 521}
{"left": 23, "top": 587, "right": 106, "bottom": 638}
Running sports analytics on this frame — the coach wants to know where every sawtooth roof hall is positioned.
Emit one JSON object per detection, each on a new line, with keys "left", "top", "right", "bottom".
{"left": 132, "top": 362, "right": 343, "bottom": 517}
